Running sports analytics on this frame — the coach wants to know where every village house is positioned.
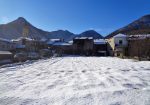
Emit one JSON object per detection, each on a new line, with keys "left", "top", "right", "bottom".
{"left": 93, "top": 39, "right": 107, "bottom": 56}
{"left": 46, "top": 37, "right": 108, "bottom": 56}
{"left": 73, "top": 37, "right": 94, "bottom": 55}
{"left": 106, "top": 33, "right": 150, "bottom": 60}
{"left": 0, "top": 51, "right": 13, "bottom": 65}
{"left": 106, "top": 33, "right": 128, "bottom": 57}
{"left": 47, "top": 39, "right": 72, "bottom": 55}
{"left": 12, "top": 37, "right": 46, "bottom": 52}
{"left": 72, "top": 37, "right": 108, "bottom": 56}
{"left": 0, "top": 38, "right": 16, "bottom": 51}
{"left": 128, "top": 34, "right": 150, "bottom": 59}
{"left": 0, "top": 38, "right": 15, "bottom": 64}
{"left": 46, "top": 39, "right": 62, "bottom": 48}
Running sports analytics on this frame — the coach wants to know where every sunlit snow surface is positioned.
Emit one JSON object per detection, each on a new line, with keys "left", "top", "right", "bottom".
{"left": 0, "top": 57, "right": 150, "bottom": 105}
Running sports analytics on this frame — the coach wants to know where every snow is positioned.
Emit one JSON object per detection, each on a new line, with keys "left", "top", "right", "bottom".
{"left": 0, "top": 57, "right": 150, "bottom": 105}
{"left": 12, "top": 37, "right": 34, "bottom": 42}
{"left": 53, "top": 42, "right": 72, "bottom": 46}
{"left": 94, "top": 39, "right": 107, "bottom": 44}
{"left": 68, "top": 40, "right": 73, "bottom": 44}
{"left": 129, "top": 34, "right": 150, "bottom": 39}
{"left": 0, "top": 38, "right": 12, "bottom": 43}
{"left": 49, "top": 39, "right": 61, "bottom": 42}
{"left": 47, "top": 39, "right": 62, "bottom": 45}
{"left": 46, "top": 41, "right": 55, "bottom": 45}
{"left": 114, "top": 34, "right": 127, "bottom": 38}
{"left": 40, "top": 38, "right": 47, "bottom": 42}
{"left": 74, "top": 37, "right": 93, "bottom": 40}
{"left": 0, "top": 51, "right": 12, "bottom": 55}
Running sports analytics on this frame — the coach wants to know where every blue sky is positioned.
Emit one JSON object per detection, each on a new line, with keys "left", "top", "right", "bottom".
{"left": 0, "top": 0, "right": 150, "bottom": 36}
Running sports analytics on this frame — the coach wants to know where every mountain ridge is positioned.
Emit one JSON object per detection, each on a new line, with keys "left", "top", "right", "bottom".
{"left": 106, "top": 14, "right": 150, "bottom": 38}
{"left": 0, "top": 17, "right": 103, "bottom": 41}
{"left": 1, "top": 15, "right": 150, "bottom": 41}
{"left": 77, "top": 30, "right": 103, "bottom": 39}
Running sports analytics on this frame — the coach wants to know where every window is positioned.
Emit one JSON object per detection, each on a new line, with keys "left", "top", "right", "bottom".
{"left": 119, "top": 40, "right": 123, "bottom": 45}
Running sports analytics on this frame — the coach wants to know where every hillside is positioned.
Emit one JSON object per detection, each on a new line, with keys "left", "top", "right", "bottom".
{"left": 0, "top": 17, "right": 49, "bottom": 40}
{"left": 78, "top": 30, "right": 103, "bottom": 39}
{"left": 0, "top": 17, "right": 75, "bottom": 41}
{"left": 0, "top": 17, "right": 103, "bottom": 41}
{"left": 106, "top": 15, "right": 150, "bottom": 38}
{"left": 46, "top": 30, "right": 75, "bottom": 41}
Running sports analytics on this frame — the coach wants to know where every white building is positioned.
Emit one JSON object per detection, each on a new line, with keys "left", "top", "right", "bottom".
{"left": 106, "top": 33, "right": 128, "bottom": 56}
{"left": 113, "top": 34, "right": 128, "bottom": 47}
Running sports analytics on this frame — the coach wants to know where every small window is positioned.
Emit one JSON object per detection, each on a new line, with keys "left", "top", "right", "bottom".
{"left": 119, "top": 40, "right": 123, "bottom": 45}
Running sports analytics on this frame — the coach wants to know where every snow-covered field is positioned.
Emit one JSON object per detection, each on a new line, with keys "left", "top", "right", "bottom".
{"left": 0, "top": 57, "right": 150, "bottom": 105}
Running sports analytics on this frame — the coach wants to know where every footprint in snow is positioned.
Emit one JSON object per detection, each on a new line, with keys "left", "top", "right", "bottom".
{"left": 47, "top": 84, "right": 55, "bottom": 89}
{"left": 98, "top": 82, "right": 106, "bottom": 88}
{"left": 82, "top": 70, "right": 86, "bottom": 73}
{"left": 122, "top": 83, "right": 145, "bottom": 89}
{"left": 113, "top": 90, "right": 125, "bottom": 96}
{"left": 107, "top": 78, "right": 116, "bottom": 86}
{"left": 122, "top": 83, "right": 135, "bottom": 89}
{"left": 110, "top": 102, "right": 122, "bottom": 105}
{"left": 144, "top": 68, "right": 150, "bottom": 71}
{"left": 121, "top": 69, "right": 130, "bottom": 72}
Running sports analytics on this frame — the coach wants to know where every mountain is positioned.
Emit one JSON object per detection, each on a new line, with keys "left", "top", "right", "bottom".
{"left": 106, "top": 14, "right": 150, "bottom": 38}
{"left": 0, "top": 17, "right": 104, "bottom": 41}
{"left": 0, "top": 17, "right": 49, "bottom": 40}
{"left": 0, "top": 17, "right": 75, "bottom": 41}
{"left": 46, "top": 30, "right": 75, "bottom": 41}
{"left": 77, "top": 30, "right": 103, "bottom": 39}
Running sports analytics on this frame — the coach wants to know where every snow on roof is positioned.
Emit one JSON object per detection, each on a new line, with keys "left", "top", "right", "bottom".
{"left": 47, "top": 39, "right": 63, "bottom": 45}
{"left": 0, "top": 38, "right": 12, "bottom": 43}
{"left": 46, "top": 41, "right": 55, "bottom": 45}
{"left": 94, "top": 39, "right": 107, "bottom": 44}
{"left": 68, "top": 40, "right": 73, "bottom": 44}
{"left": 0, "top": 51, "right": 12, "bottom": 55}
{"left": 74, "top": 37, "right": 93, "bottom": 40}
{"left": 53, "top": 42, "right": 72, "bottom": 46}
{"left": 129, "top": 34, "right": 150, "bottom": 39}
{"left": 47, "top": 39, "right": 62, "bottom": 44}
{"left": 113, "top": 34, "right": 127, "bottom": 38}
{"left": 12, "top": 37, "right": 34, "bottom": 42}
{"left": 40, "top": 38, "right": 47, "bottom": 42}
{"left": 49, "top": 39, "right": 61, "bottom": 41}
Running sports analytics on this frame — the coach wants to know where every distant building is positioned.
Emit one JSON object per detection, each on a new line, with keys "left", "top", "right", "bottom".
{"left": 0, "top": 51, "right": 13, "bottom": 65}
{"left": 12, "top": 37, "right": 46, "bottom": 52}
{"left": 0, "top": 38, "right": 15, "bottom": 51}
{"left": 46, "top": 39, "right": 62, "bottom": 48}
